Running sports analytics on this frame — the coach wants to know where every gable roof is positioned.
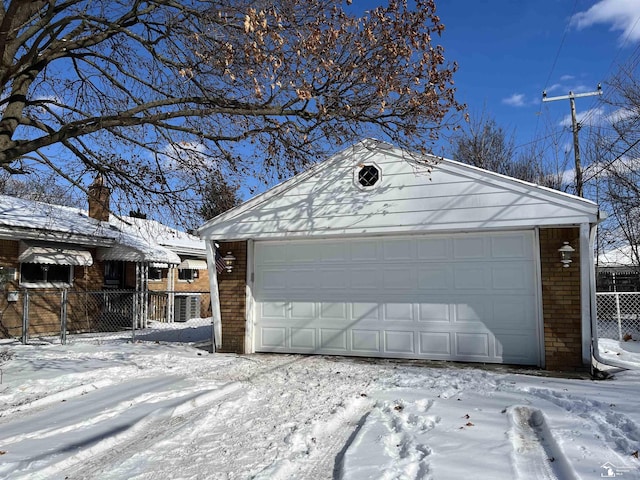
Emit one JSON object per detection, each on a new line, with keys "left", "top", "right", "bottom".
{"left": 0, "top": 194, "right": 182, "bottom": 264}
{"left": 198, "top": 139, "right": 600, "bottom": 241}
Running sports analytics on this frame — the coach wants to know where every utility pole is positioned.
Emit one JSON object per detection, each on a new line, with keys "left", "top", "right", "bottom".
{"left": 542, "top": 84, "right": 603, "bottom": 197}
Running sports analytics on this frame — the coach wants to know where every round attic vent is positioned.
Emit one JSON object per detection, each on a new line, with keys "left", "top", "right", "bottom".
{"left": 357, "top": 164, "right": 380, "bottom": 188}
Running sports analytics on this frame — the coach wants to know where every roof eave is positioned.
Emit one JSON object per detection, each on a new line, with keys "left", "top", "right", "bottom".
{"left": 0, "top": 225, "right": 116, "bottom": 247}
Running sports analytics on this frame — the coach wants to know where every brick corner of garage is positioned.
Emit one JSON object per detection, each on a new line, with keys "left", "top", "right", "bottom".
{"left": 539, "top": 226, "right": 586, "bottom": 372}
{"left": 218, "top": 240, "right": 248, "bottom": 354}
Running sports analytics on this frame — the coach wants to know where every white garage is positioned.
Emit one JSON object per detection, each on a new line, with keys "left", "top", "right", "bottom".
{"left": 199, "top": 139, "right": 601, "bottom": 368}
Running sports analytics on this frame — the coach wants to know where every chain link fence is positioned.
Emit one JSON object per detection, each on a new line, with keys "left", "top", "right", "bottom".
{"left": 596, "top": 292, "right": 640, "bottom": 340}
{"left": 0, "top": 289, "right": 213, "bottom": 347}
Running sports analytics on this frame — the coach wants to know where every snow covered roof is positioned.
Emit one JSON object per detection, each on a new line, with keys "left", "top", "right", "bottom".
{"left": 0, "top": 194, "right": 116, "bottom": 245}
{"left": 108, "top": 215, "right": 205, "bottom": 257}
{"left": 0, "top": 194, "right": 185, "bottom": 264}
{"left": 598, "top": 245, "right": 639, "bottom": 268}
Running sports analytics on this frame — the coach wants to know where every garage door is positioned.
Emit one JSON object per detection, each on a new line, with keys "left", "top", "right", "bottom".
{"left": 253, "top": 232, "right": 541, "bottom": 365}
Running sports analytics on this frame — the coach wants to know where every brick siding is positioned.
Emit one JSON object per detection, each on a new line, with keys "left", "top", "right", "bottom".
{"left": 147, "top": 266, "right": 210, "bottom": 292}
{"left": 217, "top": 241, "right": 247, "bottom": 353}
{"left": 539, "top": 227, "right": 584, "bottom": 371}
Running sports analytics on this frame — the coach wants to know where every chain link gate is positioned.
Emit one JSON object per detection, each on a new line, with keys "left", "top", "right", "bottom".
{"left": 12, "top": 289, "right": 213, "bottom": 347}
{"left": 596, "top": 292, "right": 640, "bottom": 340}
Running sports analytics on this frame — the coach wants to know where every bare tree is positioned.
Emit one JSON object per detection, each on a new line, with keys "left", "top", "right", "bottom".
{"left": 199, "top": 170, "right": 242, "bottom": 221}
{"left": 582, "top": 62, "right": 640, "bottom": 263}
{"left": 452, "top": 111, "right": 515, "bottom": 172}
{"left": 452, "top": 111, "right": 561, "bottom": 187}
{"left": 0, "top": 171, "right": 80, "bottom": 207}
{"left": 0, "top": 0, "right": 464, "bottom": 224}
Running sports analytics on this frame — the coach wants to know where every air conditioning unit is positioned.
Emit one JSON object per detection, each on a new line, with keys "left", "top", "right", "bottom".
{"left": 174, "top": 295, "right": 201, "bottom": 322}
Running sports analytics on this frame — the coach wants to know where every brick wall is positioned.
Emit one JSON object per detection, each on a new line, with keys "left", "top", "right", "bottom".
{"left": 0, "top": 243, "right": 108, "bottom": 337}
{"left": 173, "top": 267, "right": 210, "bottom": 292}
{"left": 217, "top": 241, "right": 247, "bottom": 353}
{"left": 147, "top": 266, "right": 210, "bottom": 292}
{"left": 539, "top": 227, "right": 584, "bottom": 371}
{"left": 74, "top": 250, "right": 104, "bottom": 290}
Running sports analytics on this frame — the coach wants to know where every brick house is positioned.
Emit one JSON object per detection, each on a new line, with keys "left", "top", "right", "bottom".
{"left": 0, "top": 178, "right": 208, "bottom": 338}
{"left": 199, "top": 139, "right": 602, "bottom": 371}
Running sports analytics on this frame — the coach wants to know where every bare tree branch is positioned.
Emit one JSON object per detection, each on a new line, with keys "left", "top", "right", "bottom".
{"left": 0, "top": 0, "right": 464, "bottom": 224}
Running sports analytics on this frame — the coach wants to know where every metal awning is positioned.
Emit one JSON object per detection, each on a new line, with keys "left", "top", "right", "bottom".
{"left": 178, "top": 259, "right": 208, "bottom": 270}
{"left": 18, "top": 246, "right": 93, "bottom": 266}
{"left": 150, "top": 262, "right": 169, "bottom": 268}
{"left": 97, "top": 244, "right": 147, "bottom": 262}
{"left": 96, "top": 245, "right": 180, "bottom": 265}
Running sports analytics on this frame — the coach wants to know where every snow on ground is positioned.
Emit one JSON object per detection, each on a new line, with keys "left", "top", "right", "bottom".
{"left": 599, "top": 337, "right": 640, "bottom": 369}
{"left": 0, "top": 327, "right": 639, "bottom": 479}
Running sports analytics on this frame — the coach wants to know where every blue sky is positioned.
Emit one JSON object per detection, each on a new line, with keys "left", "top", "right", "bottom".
{"left": 383, "top": 0, "right": 640, "bottom": 159}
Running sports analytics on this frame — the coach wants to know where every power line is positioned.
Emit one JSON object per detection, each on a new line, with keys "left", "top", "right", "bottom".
{"left": 583, "top": 136, "right": 640, "bottom": 184}
{"left": 533, "top": 0, "right": 579, "bottom": 144}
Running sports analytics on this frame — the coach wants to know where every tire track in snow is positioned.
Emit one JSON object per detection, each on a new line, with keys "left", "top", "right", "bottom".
{"left": 0, "top": 378, "right": 242, "bottom": 480}
{"left": 528, "top": 388, "right": 640, "bottom": 462}
{"left": 117, "top": 354, "right": 384, "bottom": 480}
{"left": 337, "top": 398, "right": 440, "bottom": 480}
{"left": 508, "top": 406, "right": 577, "bottom": 480}
{"left": 52, "top": 382, "right": 243, "bottom": 480}
{"left": 0, "top": 376, "right": 182, "bottom": 445}
{"left": 254, "top": 395, "right": 373, "bottom": 480}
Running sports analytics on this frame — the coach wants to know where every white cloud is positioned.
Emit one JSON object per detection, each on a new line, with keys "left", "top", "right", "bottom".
{"left": 559, "top": 75, "right": 575, "bottom": 82}
{"left": 561, "top": 166, "right": 575, "bottom": 186}
{"left": 502, "top": 93, "right": 526, "bottom": 107}
{"left": 557, "top": 106, "right": 637, "bottom": 129}
{"left": 545, "top": 83, "right": 563, "bottom": 94}
{"left": 607, "top": 107, "right": 636, "bottom": 124}
{"left": 571, "top": 84, "right": 594, "bottom": 94}
{"left": 545, "top": 82, "right": 597, "bottom": 98}
{"left": 559, "top": 107, "right": 605, "bottom": 127}
{"left": 159, "top": 141, "right": 214, "bottom": 171}
{"left": 571, "top": 0, "right": 640, "bottom": 45}
{"left": 33, "top": 95, "right": 65, "bottom": 114}
{"left": 584, "top": 157, "right": 640, "bottom": 179}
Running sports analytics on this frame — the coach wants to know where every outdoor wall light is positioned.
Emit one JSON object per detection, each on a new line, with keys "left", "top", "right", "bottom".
{"left": 222, "top": 252, "right": 236, "bottom": 273}
{"left": 558, "top": 242, "right": 575, "bottom": 268}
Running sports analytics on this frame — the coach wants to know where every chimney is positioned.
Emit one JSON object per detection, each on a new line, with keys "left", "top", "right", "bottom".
{"left": 88, "top": 175, "right": 110, "bottom": 222}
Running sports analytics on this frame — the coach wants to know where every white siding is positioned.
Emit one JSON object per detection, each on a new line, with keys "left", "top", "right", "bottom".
{"left": 199, "top": 141, "right": 599, "bottom": 240}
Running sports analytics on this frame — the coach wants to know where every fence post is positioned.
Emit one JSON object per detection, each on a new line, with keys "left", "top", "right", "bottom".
{"left": 21, "top": 289, "right": 29, "bottom": 344}
{"left": 132, "top": 290, "right": 137, "bottom": 343}
{"left": 60, "top": 289, "right": 68, "bottom": 345}
{"left": 615, "top": 292, "right": 623, "bottom": 341}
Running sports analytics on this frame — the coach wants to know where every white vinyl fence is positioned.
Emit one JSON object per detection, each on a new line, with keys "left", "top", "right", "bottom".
{"left": 596, "top": 292, "right": 640, "bottom": 340}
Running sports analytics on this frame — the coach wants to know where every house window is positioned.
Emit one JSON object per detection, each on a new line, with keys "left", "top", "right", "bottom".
{"left": 149, "top": 267, "right": 163, "bottom": 281}
{"left": 355, "top": 163, "right": 381, "bottom": 189}
{"left": 104, "top": 261, "right": 124, "bottom": 288}
{"left": 20, "top": 263, "right": 72, "bottom": 287}
{"left": 178, "top": 269, "right": 198, "bottom": 282}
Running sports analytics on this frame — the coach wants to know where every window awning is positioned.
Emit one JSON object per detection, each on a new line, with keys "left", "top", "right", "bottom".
{"left": 96, "top": 245, "right": 180, "bottom": 265}
{"left": 18, "top": 246, "right": 93, "bottom": 266}
{"left": 178, "top": 259, "right": 208, "bottom": 270}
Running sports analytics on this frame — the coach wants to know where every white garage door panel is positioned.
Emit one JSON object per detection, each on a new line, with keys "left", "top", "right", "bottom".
{"left": 254, "top": 232, "right": 541, "bottom": 365}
